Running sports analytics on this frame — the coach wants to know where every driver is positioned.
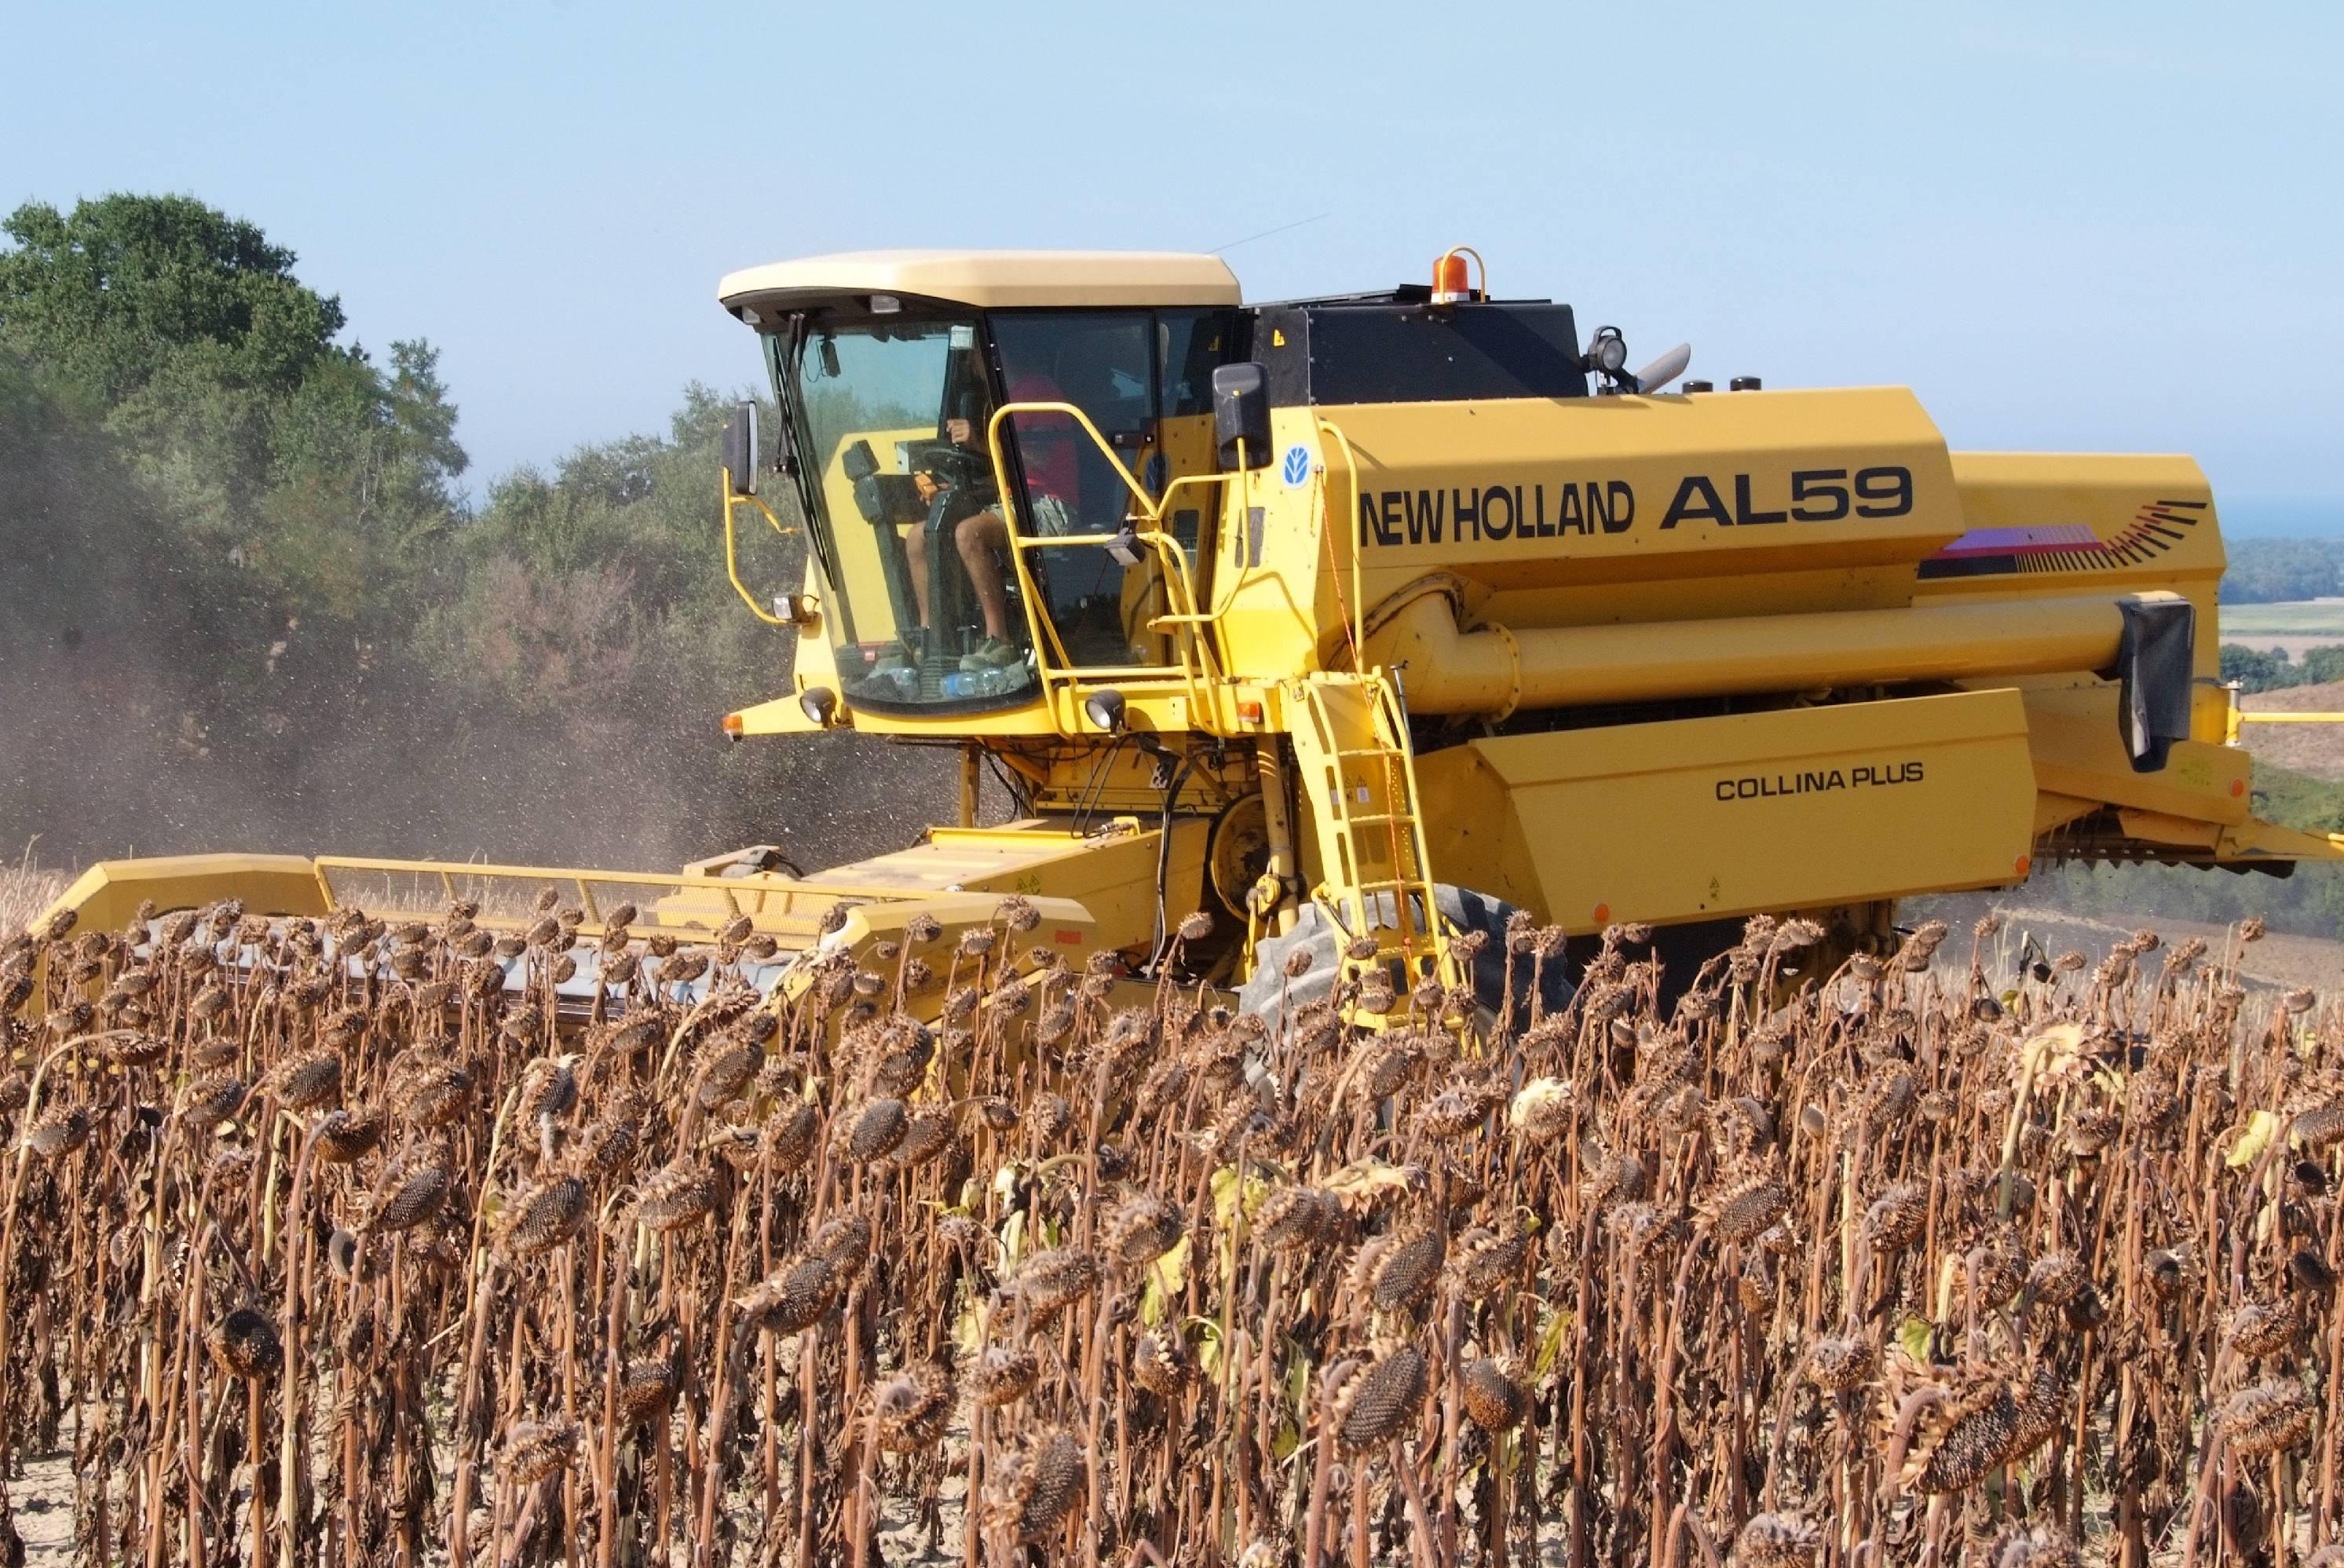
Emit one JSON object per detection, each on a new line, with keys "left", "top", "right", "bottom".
{"left": 892, "top": 368, "right": 1077, "bottom": 677}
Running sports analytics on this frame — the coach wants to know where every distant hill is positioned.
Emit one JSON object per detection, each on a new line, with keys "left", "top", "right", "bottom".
{"left": 2240, "top": 681, "right": 2344, "bottom": 781}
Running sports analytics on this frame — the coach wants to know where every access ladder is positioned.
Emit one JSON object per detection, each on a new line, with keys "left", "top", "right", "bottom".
{"left": 1287, "top": 672, "right": 1457, "bottom": 1019}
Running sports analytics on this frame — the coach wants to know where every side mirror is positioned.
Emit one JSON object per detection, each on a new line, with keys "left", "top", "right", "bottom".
{"left": 723, "top": 401, "right": 759, "bottom": 497}
{"left": 1212, "top": 363, "right": 1272, "bottom": 472}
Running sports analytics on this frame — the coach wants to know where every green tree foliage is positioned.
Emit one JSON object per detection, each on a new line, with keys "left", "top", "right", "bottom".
{"left": 0, "top": 194, "right": 345, "bottom": 403}
{"left": 2218, "top": 642, "right": 2344, "bottom": 693}
{"left": 2220, "top": 537, "right": 2344, "bottom": 604}
{"left": 2221, "top": 642, "right": 2309, "bottom": 692}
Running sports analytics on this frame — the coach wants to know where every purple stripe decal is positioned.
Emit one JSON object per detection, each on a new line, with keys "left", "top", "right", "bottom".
{"left": 1930, "top": 524, "right": 2101, "bottom": 557}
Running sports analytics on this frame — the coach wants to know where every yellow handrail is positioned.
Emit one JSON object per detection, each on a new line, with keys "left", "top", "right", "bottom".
{"left": 721, "top": 469, "right": 797, "bottom": 626}
{"left": 1315, "top": 418, "right": 1366, "bottom": 660}
{"left": 980, "top": 400, "right": 1240, "bottom": 723}
{"left": 2225, "top": 708, "right": 2344, "bottom": 745}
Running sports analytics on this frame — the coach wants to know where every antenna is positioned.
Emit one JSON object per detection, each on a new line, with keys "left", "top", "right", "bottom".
{"left": 1207, "top": 212, "right": 1332, "bottom": 255}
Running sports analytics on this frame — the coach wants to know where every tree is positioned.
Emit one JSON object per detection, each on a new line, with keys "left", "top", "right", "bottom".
{"left": 2298, "top": 645, "right": 2344, "bottom": 685}
{"left": 0, "top": 194, "right": 346, "bottom": 404}
{"left": 2221, "top": 643, "right": 2305, "bottom": 693}
{"left": 2221, "top": 538, "right": 2344, "bottom": 605}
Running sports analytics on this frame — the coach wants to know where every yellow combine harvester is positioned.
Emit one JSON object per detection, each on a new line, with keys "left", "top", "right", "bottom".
{"left": 39, "top": 247, "right": 2344, "bottom": 1017}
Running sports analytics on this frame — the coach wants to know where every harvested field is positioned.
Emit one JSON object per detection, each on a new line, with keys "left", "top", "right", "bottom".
{"left": 2221, "top": 600, "right": 2344, "bottom": 659}
{"left": 2, "top": 898, "right": 2340, "bottom": 1567}
{"left": 2240, "top": 681, "right": 2344, "bottom": 782}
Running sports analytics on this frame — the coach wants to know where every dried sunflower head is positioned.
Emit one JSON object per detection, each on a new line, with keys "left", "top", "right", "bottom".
{"left": 972, "top": 1343, "right": 1040, "bottom": 1407}
{"left": 21, "top": 1104, "right": 91, "bottom": 1160}
{"left": 631, "top": 1162, "right": 717, "bottom": 1232}
{"left": 1893, "top": 1361, "right": 2020, "bottom": 1495}
{"left": 499, "top": 1420, "right": 578, "bottom": 1488}
{"left": 1333, "top": 1345, "right": 1428, "bottom": 1453}
{"left": 982, "top": 1430, "right": 1085, "bottom": 1544}
{"left": 209, "top": 1306, "right": 283, "bottom": 1381}
{"left": 739, "top": 1254, "right": 839, "bottom": 1336}
{"left": 363, "top": 1160, "right": 450, "bottom": 1237}
{"left": 617, "top": 1358, "right": 678, "bottom": 1427}
{"left": 1254, "top": 1185, "right": 1340, "bottom": 1252}
{"left": 1131, "top": 1328, "right": 1194, "bottom": 1398}
{"left": 1702, "top": 1165, "right": 1790, "bottom": 1246}
{"left": 497, "top": 1173, "right": 588, "bottom": 1259}
{"left": 1805, "top": 1334, "right": 1876, "bottom": 1393}
{"left": 2023, "top": 1250, "right": 2086, "bottom": 1310}
{"left": 1461, "top": 1357, "right": 1527, "bottom": 1431}
{"left": 2225, "top": 1299, "right": 2297, "bottom": 1361}
{"left": 1007, "top": 1246, "right": 1100, "bottom": 1324}
{"left": 2218, "top": 1378, "right": 2318, "bottom": 1457}
{"left": 811, "top": 1211, "right": 874, "bottom": 1280}
{"left": 868, "top": 1360, "right": 955, "bottom": 1452}
{"left": 844, "top": 1098, "right": 909, "bottom": 1163}
{"left": 1452, "top": 1226, "right": 1529, "bottom": 1299}
{"left": 1104, "top": 1193, "right": 1184, "bottom": 1268}
{"left": 1864, "top": 1181, "right": 1929, "bottom": 1253}
{"left": 1366, "top": 1230, "right": 1444, "bottom": 1314}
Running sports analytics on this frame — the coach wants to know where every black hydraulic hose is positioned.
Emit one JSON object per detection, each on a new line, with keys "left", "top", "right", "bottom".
{"left": 1146, "top": 753, "right": 1197, "bottom": 974}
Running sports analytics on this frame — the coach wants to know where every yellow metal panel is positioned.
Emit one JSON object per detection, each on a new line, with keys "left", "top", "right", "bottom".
{"left": 1416, "top": 691, "right": 2037, "bottom": 932}
{"left": 41, "top": 855, "right": 331, "bottom": 934}
{"left": 2013, "top": 683, "right": 2250, "bottom": 825}
{"left": 2031, "top": 792, "right": 2106, "bottom": 835}
{"left": 1929, "top": 453, "right": 2223, "bottom": 681}
{"left": 794, "top": 819, "right": 1209, "bottom": 956}
{"left": 2214, "top": 815, "right": 2344, "bottom": 864}
{"left": 2116, "top": 809, "right": 2221, "bottom": 849}
{"left": 1200, "top": 405, "right": 1333, "bottom": 683}
{"left": 1324, "top": 387, "right": 1965, "bottom": 617}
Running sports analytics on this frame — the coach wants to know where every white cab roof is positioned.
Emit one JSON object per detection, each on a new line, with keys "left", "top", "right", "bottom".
{"left": 718, "top": 250, "right": 1241, "bottom": 313}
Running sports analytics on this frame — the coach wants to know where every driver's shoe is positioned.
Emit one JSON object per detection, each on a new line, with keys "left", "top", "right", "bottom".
{"left": 959, "top": 635, "right": 1023, "bottom": 673}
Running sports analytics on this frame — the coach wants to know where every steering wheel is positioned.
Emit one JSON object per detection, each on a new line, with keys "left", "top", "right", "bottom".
{"left": 905, "top": 437, "right": 992, "bottom": 495}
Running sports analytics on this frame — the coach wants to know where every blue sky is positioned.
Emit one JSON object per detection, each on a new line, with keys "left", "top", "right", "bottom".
{"left": 5, "top": 1, "right": 2339, "bottom": 532}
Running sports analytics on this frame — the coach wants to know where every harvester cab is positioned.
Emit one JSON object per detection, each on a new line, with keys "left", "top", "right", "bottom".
{"left": 35, "top": 244, "right": 2344, "bottom": 1035}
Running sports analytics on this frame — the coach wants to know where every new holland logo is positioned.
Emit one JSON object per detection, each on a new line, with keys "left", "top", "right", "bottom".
{"left": 1281, "top": 444, "right": 1311, "bottom": 487}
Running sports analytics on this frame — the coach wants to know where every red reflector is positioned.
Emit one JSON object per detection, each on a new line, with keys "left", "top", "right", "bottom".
{"left": 721, "top": 712, "right": 744, "bottom": 735}
{"left": 1591, "top": 902, "right": 1611, "bottom": 925}
{"left": 1055, "top": 929, "right": 1082, "bottom": 945}
{"left": 1238, "top": 700, "right": 1263, "bottom": 722}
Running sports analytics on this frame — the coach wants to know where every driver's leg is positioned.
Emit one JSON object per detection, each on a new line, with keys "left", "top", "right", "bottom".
{"left": 956, "top": 510, "right": 1013, "bottom": 642}
{"left": 904, "top": 524, "right": 932, "bottom": 629}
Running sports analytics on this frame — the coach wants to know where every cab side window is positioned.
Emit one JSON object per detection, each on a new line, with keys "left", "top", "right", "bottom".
{"left": 989, "top": 312, "right": 1152, "bottom": 535}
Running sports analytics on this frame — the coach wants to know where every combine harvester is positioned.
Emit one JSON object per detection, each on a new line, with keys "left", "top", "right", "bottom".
{"left": 38, "top": 247, "right": 2344, "bottom": 1018}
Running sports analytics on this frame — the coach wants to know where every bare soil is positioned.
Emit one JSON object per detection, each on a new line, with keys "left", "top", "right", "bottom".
{"left": 2240, "top": 678, "right": 2344, "bottom": 781}
{"left": 1962, "top": 901, "right": 2343, "bottom": 991}
{"left": 9, "top": 1453, "right": 72, "bottom": 1566}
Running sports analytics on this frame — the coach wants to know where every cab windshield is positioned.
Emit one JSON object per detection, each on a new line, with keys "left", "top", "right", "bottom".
{"left": 775, "top": 309, "right": 1234, "bottom": 715}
